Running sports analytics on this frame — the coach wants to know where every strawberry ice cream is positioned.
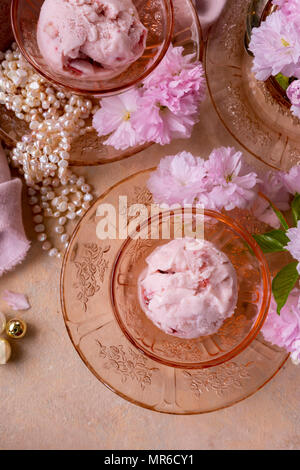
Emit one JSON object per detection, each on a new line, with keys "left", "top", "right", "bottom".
{"left": 37, "top": 0, "right": 148, "bottom": 79}
{"left": 138, "top": 238, "right": 238, "bottom": 339}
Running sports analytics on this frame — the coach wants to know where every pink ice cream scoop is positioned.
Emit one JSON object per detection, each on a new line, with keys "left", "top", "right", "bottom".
{"left": 37, "top": 0, "right": 148, "bottom": 79}
{"left": 138, "top": 238, "right": 238, "bottom": 339}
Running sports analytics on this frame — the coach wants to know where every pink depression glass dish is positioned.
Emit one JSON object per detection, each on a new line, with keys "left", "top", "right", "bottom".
{"left": 4, "top": 0, "right": 203, "bottom": 165}
{"left": 60, "top": 169, "right": 289, "bottom": 414}
{"left": 110, "top": 208, "right": 271, "bottom": 369}
{"left": 11, "top": 0, "right": 174, "bottom": 96}
{"left": 205, "top": 0, "right": 300, "bottom": 171}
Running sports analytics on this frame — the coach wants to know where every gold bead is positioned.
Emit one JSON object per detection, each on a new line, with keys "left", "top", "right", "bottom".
{"left": 5, "top": 318, "right": 27, "bottom": 339}
{"left": 0, "top": 338, "right": 12, "bottom": 364}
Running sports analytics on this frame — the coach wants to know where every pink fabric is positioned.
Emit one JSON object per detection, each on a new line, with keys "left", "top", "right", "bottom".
{"left": 0, "top": 144, "right": 30, "bottom": 276}
{"left": 194, "top": 0, "right": 227, "bottom": 35}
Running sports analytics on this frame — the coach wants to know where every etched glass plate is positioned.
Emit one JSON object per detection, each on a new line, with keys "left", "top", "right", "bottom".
{"left": 60, "top": 169, "right": 289, "bottom": 414}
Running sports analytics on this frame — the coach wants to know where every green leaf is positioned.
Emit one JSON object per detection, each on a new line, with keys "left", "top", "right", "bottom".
{"left": 269, "top": 201, "right": 289, "bottom": 230}
{"left": 274, "top": 73, "right": 290, "bottom": 91}
{"left": 291, "top": 193, "right": 300, "bottom": 226}
{"left": 272, "top": 261, "right": 299, "bottom": 314}
{"left": 253, "top": 230, "right": 289, "bottom": 253}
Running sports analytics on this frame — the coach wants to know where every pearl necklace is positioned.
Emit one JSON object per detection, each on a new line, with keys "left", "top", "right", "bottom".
{"left": 0, "top": 44, "right": 98, "bottom": 258}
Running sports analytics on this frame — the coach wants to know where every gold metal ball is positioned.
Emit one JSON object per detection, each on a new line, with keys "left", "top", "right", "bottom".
{"left": 5, "top": 318, "right": 27, "bottom": 339}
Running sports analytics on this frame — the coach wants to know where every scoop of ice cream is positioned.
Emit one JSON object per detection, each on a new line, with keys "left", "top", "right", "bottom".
{"left": 37, "top": 0, "right": 148, "bottom": 79}
{"left": 138, "top": 238, "right": 238, "bottom": 339}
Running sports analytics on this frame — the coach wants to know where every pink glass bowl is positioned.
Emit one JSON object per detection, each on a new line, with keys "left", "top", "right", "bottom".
{"left": 111, "top": 208, "right": 271, "bottom": 369}
{"left": 206, "top": 0, "right": 300, "bottom": 170}
{"left": 11, "top": 0, "right": 174, "bottom": 96}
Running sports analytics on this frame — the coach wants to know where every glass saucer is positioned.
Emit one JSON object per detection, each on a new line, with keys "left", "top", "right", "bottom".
{"left": 205, "top": 0, "right": 300, "bottom": 171}
{"left": 0, "top": 0, "right": 202, "bottom": 166}
{"left": 60, "top": 169, "right": 289, "bottom": 415}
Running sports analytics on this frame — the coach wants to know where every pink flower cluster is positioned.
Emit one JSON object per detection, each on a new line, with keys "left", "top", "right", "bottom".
{"left": 262, "top": 288, "right": 300, "bottom": 364}
{"left": 92, "top": 45, "right": 206, "bottom": 150}
{"left": 147, "top": 148, "right": 300, "bottom": 217}
{"left": 249, "top": 1, "right": 300, "bottom": 118}
{"left": 287, "top": 78, "right": 300, "bottom": 117}
{"left": 147, "top": 147, "right": 259, "bottom": 211}
{"left": 249, "top": 7, "right": 300, "bottom": 81}
{"left": 273, "top": 0, "right": 300, "bottom": 24}
{"left": 253, "top": 165, "right": 300, "bottom": 228}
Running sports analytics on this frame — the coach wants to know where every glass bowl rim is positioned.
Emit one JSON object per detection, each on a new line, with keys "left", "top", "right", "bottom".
{"left": 110, "top": 207, "right": 272, "bottom": 369}
{"left": 11, "top": 0, "right": 175, "bottom": 96}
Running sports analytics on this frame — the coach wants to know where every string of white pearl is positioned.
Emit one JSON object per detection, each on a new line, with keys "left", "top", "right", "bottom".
{"left": 0, "top": 44, "right": 98, "bottom": 258}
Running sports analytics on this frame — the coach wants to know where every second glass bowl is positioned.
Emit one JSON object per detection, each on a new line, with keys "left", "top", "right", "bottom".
{"left": 11, "top": 0, "right": 174, "bottom": 96}
{"left": 206, "top": 0, "right": 300, "bottom": 170}
{"left": 111, "top": 208, "right": 271, "bottom": 369}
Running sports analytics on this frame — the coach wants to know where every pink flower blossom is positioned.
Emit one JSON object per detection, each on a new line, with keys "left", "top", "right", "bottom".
{"left": 143, "top": 45, "right": 206, "bottom": 116}
{"left": 132, "top": 44, "right": 206, "bottom": 145}
{"left": 273, "top": 0, "right": 300, "bottom": 25}
{"left": 286, "top": 221, "right": 300, "bottom": 273}
{"left": 2, "top": 290, "right": 30, "bottom": 311}
{"left": 92, "top": 89, "right": 144, "bottom": 150}
{"left": 287, "top": 79, "right": 300, "bottom": 118}
{"left": 204, "top": 147, "right": 259, "bottom": 211}
{"left": 273, "top": 0, "right": 287, "bottom": 6}
{"left": 131, "top": 92, "right": 197, "bottom": 145}
{"left": 157, "top": 65, "right": 206, "bottom": 115}
{"left": 93, "top": 44, "right": 206, "bottom": 149}
{"left": 281, "top": 163, "right": 300, "bottom": 193}
{"left": 144, "top": 45, "right": 199, "bottom": 88}
{"left": 252, "top": 170, "right": 290, "bottom": 228}
{"left": 147, "top": 151, "right": 208, "bottom": 205}
{"left": 147, "top": 147, "right": 260, "bottom": 212}
{"left": 262, "top": 288, "right": 300, "bottom": 363}
{"left": 249, "top": 10, "right": 300, "bottom": 80}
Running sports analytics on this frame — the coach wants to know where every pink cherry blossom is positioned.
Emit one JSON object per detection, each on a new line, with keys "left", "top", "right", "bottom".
{"left": 147, "top": 151, "right": 208, "bottom": 205}
{"left": 92, "top": 45, "right": 206, "bottom": 149}
{"left": 252, "top": 170, "right": 290, "bottom": 228}
{"left": 204, "top": 147, "right": 259, "bottom": 211}
{"left": 143, "top": 45, "right": 206, "bottom": 116}
{"left": 131, "top": 45, "right": 206, "bottom": 145}
{"left": 92, "top": 89, "right": 144, "bottom": 150}
{"left": 286, "top": 221, "right": 300, "bottom": 273}
{"left": 249, "top": 10, "right": 300, "bottom": 80}
{"left": 273, "top": 0, "right": 300, "bottom": 25}
{"left": 281, "top": 163, "right": 300, "bottom": 193}
{"left": 287, "top": 79, "right": 300, "bottom": 118}
{"left": 143, "top": 45, "right": 199, "bottom": 88}
{"left": 131, "top": 92, "right": 197, "bottom": 145}
{"left": 262, "top": 288, "right": 300, "bottom": 363}
{"left": 147, "top": 147, "right": 260, "bottom": 212}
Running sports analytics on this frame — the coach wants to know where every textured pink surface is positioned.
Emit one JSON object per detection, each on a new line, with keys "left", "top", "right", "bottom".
{"left": 0, "top": 144, "right": 30, "bottom": 277}
{"left": 0, "top": 94, "right": 300, "bottom": 450}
